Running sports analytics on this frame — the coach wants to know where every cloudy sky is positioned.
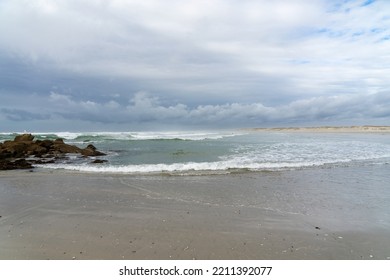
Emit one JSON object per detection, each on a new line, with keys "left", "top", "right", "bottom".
{"left": 1, "top": 0, "right": 389, "bottom": 131}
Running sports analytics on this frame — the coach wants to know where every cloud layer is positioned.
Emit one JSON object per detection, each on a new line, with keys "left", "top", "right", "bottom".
{"left": 1, "top": 0, "right": 389, "bottom": 130}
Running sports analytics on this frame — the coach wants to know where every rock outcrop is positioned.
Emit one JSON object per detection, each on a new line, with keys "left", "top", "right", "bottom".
{"left": 0, "top": 134, "right": 106, "bottom": 170}
{"left": 0, "top": 159, "right": 33, "bottom": 170}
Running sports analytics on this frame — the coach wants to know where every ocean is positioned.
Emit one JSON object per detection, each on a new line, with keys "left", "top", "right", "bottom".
{"left": 1, "top": 130, "right": 390, "bottom": 175}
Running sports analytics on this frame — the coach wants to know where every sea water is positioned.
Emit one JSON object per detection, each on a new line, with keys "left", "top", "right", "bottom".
{"left": 1, "top": 130, "right": 390, "bottom": 175}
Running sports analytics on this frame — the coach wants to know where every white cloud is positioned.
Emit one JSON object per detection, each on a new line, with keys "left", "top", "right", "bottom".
{"left": 42, "top": 91, "right": 389, "bottom": 127}
{"left": 1, "top": 0, "right": 390, "bottom": 129}
{"left": 49, "top": 92, "right": 73, "bottom": 104}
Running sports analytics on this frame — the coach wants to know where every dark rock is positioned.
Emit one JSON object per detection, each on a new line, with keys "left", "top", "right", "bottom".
{"left": 14, "top": 159, "right": 33, "bottom": 169}
{"left": 26, "top": 143, "right": 48, "bottom": 156}
{"left": 86, "top": 144, "right": 97, "bottom": 151}
{"left": 81, "top": 146, "right": 106, "bottom": 156}
{"left": 54, "top": 138, "right": 65, "bottom": 144}
{"left": 14, "top": 134, "right": 34, "bottom": 142}
{"left": 1, "top": 141, "right": 28, "bottom": 158}
{"left": 36, "top": 140, "right": 54, "bottom": 149}
{"left": 81, "top": 144, "right": 106, "bottom": 156}
{"left": 91, "top": 159, "right": 107, "bottom": 164}
{"left": 0, "top": 159, "right": 33, "bottom": 170}
{"left": 0, "top": 152, "right": 12, "bottom": 160}
{"left": 34, "top": 159, "right": 56, "bottom": 164}
{"left": 53, "top": 143, "right": 82, "bottom": 154}
{"left": 0, "top": 134, "right": 106, "bottom": 170}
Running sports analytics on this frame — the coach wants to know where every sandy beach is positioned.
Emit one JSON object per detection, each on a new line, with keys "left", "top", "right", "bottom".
{"left": 1, "top": 164, "right": 389, "bottom": 260}
{"left": 244, "top": 125, "right": 390, "bottom": 133}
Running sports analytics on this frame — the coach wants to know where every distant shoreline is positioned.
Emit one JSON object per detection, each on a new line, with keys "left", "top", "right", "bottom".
{"left": 243, "top": 125, "right": 390, "bottom": 133}
{"left": 1, "top": 126, "right": 390, "bottom": 135}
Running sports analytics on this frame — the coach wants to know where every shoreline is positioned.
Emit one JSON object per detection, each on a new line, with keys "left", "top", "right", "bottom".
{"left": 2, "top": 126, "right": 390, "bottom": 135}
{"left": 242, "top": 125, "right": 390, "bottom": 133}
{"left": 1, "top": 165, "right": 389, "bottom": 260}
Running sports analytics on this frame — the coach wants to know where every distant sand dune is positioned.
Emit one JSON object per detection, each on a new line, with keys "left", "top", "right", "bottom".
{"left": 244, "top": 125, "right": 390, "bottom": 133}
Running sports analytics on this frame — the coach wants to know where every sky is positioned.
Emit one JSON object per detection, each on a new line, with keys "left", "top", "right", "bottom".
{"left": 1, "top": 0, "right": 390, "bottom": 131}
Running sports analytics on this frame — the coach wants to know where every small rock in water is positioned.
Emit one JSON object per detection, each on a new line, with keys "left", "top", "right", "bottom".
{"left": 91, "top": 159, "right": 107, "bottom": 164}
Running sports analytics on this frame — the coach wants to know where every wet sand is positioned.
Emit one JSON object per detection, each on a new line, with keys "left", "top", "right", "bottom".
{"left": 0, "top": 165, "right": 389, "bottom": 260}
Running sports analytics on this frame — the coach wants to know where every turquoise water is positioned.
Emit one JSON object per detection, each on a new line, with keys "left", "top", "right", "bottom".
{"left": 1, "top": 131, "right": 390, "bottom": 174}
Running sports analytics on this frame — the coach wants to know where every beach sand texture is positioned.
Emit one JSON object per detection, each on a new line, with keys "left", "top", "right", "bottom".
{"left": 1, "top": 165, "right": 389, "bottom": 260}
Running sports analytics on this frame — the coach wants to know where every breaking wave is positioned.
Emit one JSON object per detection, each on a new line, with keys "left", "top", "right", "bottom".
{"left": 40, "top": 154, "right": 390, "bottom": 175}
{"left": 5, "top": 130, "right": 390, "bottom": 175}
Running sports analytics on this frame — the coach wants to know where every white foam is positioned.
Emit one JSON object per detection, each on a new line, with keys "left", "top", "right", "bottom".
{"left": 30, "top": 131, "right": 245, "bottom": 141}
{"left": 129, "top": 131, "right": 243, "bottom": 140}
{"left": 26, "top": 132, "right": 83, "bottom": 140}
{"left": 39, "top": 157, "right": 355, "bottom": 174}
{"left": 31, "top": 131, "right": 390, "bottom": 174}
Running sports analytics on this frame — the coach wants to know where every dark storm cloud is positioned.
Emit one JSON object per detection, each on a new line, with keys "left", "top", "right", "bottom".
{"left": 1, "top": 0, "right": 390, "bottom": 130}
{"left": 1, "top": 108, "right": 50, "bottom": 122}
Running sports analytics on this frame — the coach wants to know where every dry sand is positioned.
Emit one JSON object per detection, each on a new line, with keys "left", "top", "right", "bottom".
{"left": 0, "top": 165, "right": 389, "bottom": 260}
{"left": 244, "top": 125, "right": 390, "bottom": 133}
